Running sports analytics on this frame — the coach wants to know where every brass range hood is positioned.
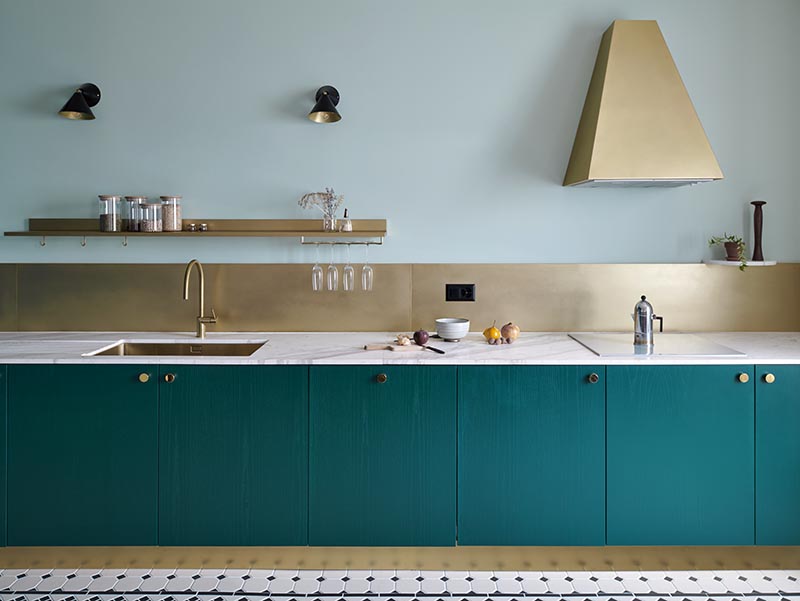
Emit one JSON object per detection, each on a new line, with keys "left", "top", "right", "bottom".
{"left": 563, "top": 20, "right": 723, "bottom": 188}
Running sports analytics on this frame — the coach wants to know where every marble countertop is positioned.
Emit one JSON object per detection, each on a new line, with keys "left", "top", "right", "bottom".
{"left": 0, "top": 331, "right": 797, "bottom": 365}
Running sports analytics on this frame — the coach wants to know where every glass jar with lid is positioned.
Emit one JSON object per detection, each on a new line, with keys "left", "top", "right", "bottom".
{"left": 98, "top": 195, "right": 122, "bottom": 232}
{"left": 160, "top": 195, "right": 182, "bottom": 232}
{"left": 123, "top": 196, "right": 147, "bottom": 232}
{"left": 140, "top": 202, "right": 163, "bottom": 232}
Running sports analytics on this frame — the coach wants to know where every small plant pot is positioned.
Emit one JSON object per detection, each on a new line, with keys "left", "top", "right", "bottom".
{"left": 724, "top": 242, "right": 741, "bottom": 261}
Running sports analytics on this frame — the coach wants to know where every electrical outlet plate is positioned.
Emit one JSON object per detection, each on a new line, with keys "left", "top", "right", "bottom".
{"left": 445, "top": 283, "right": 476, "bottom": 302}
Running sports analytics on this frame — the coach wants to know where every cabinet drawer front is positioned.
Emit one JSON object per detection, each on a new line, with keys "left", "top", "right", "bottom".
{"left": 7, "top": 364, "right": 158, "bottom": 546}
{"left": 459, "top": 365, "right": 605, "bottom": 545}
{"left": 309, "top": 365, "right": 456, "bottom": 546}
{"left": 607, "top": 365, "right": 754, "bottom": 545}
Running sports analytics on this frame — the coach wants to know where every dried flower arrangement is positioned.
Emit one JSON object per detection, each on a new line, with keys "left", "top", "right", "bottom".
{"left": 298, "top": 188, "right": 344, "bottom": 230}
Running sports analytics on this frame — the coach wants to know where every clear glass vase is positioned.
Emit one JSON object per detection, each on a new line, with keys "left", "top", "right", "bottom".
{"left": 323, "top": 215, "right": 337, "bottom": 232}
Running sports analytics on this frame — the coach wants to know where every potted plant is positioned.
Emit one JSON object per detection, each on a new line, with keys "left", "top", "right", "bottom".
{"left": 708, "top": 233, "right": 747, "bottom": 271}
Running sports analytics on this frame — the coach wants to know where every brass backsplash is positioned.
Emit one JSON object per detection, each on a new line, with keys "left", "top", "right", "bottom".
{"left": 0, "top": 264, "right": 16, "bottom": 330}
{"left": 2, "top": 263, "right": 798, "bottom": 332}
{"left": 412, "top": 263, "right": 800, "bottom": 332}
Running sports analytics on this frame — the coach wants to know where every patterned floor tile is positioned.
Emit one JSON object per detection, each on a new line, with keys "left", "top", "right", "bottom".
{"left": 3, "top": 566, "right": 800, "bottom": 599}
{"left": 419, "top": 577, "right": 447, "bottom": 594}
{"left": 393, "top": 569, "right": 420, "bottom": 579}
{"left": 318, "top": 578, "right": 346, "bottom": 595}
{"left": 469, "top": 577, "right": 497, "bottom": 595}
{"left": 292, "top": 577, "right": 319, "bottom": 595}
{"left": 495, "top": 577, "right": 523, "bottom": 595}
{"left": 394, "top": 576, "right": 421, "bottom": 595}
{"left": 367, "top": 578, "right": 394, "bottom": 594}
{"left": 343, "top": 579, "right": 371, "bottom": 595}
{"left": 213, "top": 577, "right": 244, "bottom": 594}
{"left": 445, "top": 577, "right": 472, "bottom": 595}
{"left": 0, "top": 577, "right": 17, "bottom": 592}
{"left": 113, "top": 577, "right": 145, "bottom": 593}
{"left": 546, "top": 577, "right": 574, "bottom": 595}
{"left": 60, "top": 576, "right": 94, "bottom": 593}
{"left": 219, "top": 569, "right": 250, "bottom": 578}
{"left": 11, "top": 576, "right": 44, "bottom": 592}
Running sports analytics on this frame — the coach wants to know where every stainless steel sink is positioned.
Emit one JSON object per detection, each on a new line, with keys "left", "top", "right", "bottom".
{"left": 86, "top": 341, "right": 267, "bottom": 357}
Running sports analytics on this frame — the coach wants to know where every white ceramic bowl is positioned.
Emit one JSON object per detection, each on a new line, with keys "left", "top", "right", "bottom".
{"left": 435, "top": 317, "right": 470, "bottom": 341}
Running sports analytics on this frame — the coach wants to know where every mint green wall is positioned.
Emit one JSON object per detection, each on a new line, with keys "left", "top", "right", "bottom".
{"left": 1, "top": 0, "right": 798, "bottom": 264}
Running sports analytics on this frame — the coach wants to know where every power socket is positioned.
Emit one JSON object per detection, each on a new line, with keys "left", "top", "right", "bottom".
{"left": 445, "top": 283, "right": 476, "bottom": 302}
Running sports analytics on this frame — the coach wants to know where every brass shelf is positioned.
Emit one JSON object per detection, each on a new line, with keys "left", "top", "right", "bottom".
{"left": 5, "top": 218, "right": 387, "bottom": 243}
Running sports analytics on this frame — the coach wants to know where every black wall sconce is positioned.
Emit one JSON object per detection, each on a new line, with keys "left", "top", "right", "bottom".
{"left": 308, "top": 86, "right": 341, "bottom": 123}
{"left": 59, "top": 83, "right": 101, "bottom": 120}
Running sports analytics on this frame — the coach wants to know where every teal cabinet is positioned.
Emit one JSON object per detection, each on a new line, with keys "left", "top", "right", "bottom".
{"left": 159, "top": 366, "right": 308, "bottom": 545}
{"left": 458, "top": 366, "right": 605, "bottom": 545}
{"left": 0, "top": 366, "right": 5, "bottom": 547}
{"left": 7, "top": 365, "right": 158, "bottom": 545}
{"left": 607, "top": 365, "right": 755, "bottom": 545}
{"left": 756, "top": 365, "right": 800, "bottom": 544}
{"left": 309, "top": 366, "right": 456, "bottom": 546}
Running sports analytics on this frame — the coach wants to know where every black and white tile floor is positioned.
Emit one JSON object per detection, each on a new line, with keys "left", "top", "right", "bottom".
{"left": 1, "top": 569, "right": 799, "bottom": 601}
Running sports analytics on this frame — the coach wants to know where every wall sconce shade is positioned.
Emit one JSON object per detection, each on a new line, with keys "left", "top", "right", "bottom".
{"left": 308, "top": 86, "right": 341, "bottom": 123}
{"left": 59, "top": 83, "right": 101, "bottom": 120}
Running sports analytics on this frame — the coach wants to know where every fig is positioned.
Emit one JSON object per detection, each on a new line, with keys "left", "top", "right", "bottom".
{"left": 414, "top": 329, "right": 430, "bottom": 346}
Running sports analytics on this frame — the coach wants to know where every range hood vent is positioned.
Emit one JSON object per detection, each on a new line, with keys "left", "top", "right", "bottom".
{"left": 563, "top": 20, "right": 723, "bottom": 188}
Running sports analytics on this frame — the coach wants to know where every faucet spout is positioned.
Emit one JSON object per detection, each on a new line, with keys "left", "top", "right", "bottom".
{"left": 183, "top": 259, "right": 216, "bottom": 338}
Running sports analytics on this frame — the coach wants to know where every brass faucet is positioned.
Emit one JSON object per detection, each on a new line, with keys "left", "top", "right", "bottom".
{"left": 183, "top": 259, "right": 217, "bottom": 338}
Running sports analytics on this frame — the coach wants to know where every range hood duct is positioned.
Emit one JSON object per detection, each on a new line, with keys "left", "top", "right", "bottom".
{"left": 563, "top": 20, "right": 723, "bottom": 188}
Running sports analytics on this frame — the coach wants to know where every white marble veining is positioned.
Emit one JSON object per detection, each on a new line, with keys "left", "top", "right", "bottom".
{"left": 0, "top": 330, "right": 798, "bottom": 365}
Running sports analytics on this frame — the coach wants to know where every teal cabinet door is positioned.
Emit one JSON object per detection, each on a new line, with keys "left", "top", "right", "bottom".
{"left": 607, "top": 365, "right": 755, "bottom": 545}
{"left": 0, "top": 366, "right": 5, "bottom": 547}
{"left": 310, "top": 366, "right": 456, "bottom": 546}
{"left": 159, "top": 365, "right": 308, "bottom": 545}
{"left": 756, "top": 365, "right": 800, "bottom": 544}
{"left": 7, "top": 365, "right": 158, "bottom": 545}
{"left": 459, "top": 366, "right": 605, "bottom": 545}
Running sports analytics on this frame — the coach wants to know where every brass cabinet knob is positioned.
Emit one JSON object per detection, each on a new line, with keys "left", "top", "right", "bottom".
{"left": 138, "top": 373, "right": 150, "bottom": 383}
{"left": 764, "top": 373, "right": 776, "bottom": 384}
{"left": 738, "top": 373, "right": 750, "bottom": 384}
{"left": 588, "top": 373, "right": 600, "bottom": 384}
{"left": 376, "top": 373, "right": 388, "bottom": 384}
{"left": 164, "top": 373, "right": 176, "bottom": 383}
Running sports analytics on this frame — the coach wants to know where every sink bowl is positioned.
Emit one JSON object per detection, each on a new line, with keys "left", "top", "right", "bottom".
{"left": 85, "top": 341, "right": 267, "bottom": 357}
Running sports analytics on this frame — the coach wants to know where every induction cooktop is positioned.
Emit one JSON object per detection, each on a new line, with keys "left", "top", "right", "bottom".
{"left": 568, "top": 332, "right": 746, "bottom": 357}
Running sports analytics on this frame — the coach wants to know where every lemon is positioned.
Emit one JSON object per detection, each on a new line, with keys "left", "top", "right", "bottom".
{"left": 483, "top": 320, "right": 501, "bottom": 341}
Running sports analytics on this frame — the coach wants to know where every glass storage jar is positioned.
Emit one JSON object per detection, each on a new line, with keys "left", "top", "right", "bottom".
{"left": 123, "top": 196, "right": 147, "bottom": 232}
{"left": 140, "top": 202, "right": 163, "bottom": 232}
{"left": 98, "top": 195, "right": 122, "bottom": 232}
{"left": 160, "top": 196, "right": 182, "bottom": 232}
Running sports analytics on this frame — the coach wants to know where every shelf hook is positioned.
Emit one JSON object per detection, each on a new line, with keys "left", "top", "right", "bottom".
{"left": 80, "top": 236, "right": 87, "bottom": 247}
{"left": 40, "top": 236, "right": 46, "bottom": 247}
{"left": 122, "top": 236, "right": 128, "bottom": 247}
